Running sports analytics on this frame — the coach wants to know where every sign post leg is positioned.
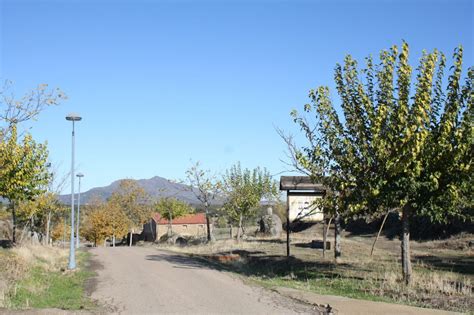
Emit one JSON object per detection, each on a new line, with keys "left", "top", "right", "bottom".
{"left": 286, "top": 195, "right": 290, "bottom": 257}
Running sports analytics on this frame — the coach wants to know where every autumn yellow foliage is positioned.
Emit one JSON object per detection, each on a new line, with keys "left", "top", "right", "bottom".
{"left": 82, "top": 198, "right": 130, "bottom": 246}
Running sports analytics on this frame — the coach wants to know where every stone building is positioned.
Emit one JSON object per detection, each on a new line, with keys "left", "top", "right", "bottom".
{"left": 152, "top": 212, "right": 210, "bottom": 239}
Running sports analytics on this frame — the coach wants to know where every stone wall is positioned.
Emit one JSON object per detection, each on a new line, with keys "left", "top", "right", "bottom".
{"left": 156, "top": 223, "right": 211, "bottom": 238}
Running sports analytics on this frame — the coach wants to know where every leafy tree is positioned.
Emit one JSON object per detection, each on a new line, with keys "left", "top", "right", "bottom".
{"left": 16, "top": 191, "right": 62, "bottom": 245}
{"left": 155, "top": 198, "right": 194, "bottom": 236}
{"left": 51, "top": 219, "right": 70, "bottom": 243}
{"left": 81, "top": 197, "right": 129, "bottom": 247}
{"left": 288, "top": 42, "right": 472, "bottom": 284}
{"left": 104, "top": 201, "right": 130, "bottom": 247}
{"left": 185, "top": 161, "right": 221, "bottom": 242}
{"left": 0, "top": 82, "right": 65, "bottom": 245}
{"left": 108, "top": 179, "right": 151, "bottom": 246}
{"left": 82, "top": 201, "right": 111, "bottom": 247}
{"left": 0, "top": 124, "right": 50, "bottom": 244}
{"left": 222, "top": 163, "right": 278, "bottom": 242}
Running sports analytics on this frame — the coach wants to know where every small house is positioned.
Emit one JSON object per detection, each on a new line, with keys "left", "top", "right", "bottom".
{"left": 153, "top": 213, "right": 210, "bottom": 239}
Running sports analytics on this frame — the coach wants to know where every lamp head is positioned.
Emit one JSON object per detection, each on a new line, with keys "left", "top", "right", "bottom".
{"left": 66, "top": 113, "right": 82, "bottom": 121}
{"left": 76, "top": 173, "right": 84, "bottom": 178}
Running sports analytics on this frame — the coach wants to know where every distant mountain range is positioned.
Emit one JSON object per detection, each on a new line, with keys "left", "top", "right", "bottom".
{"left": 59, "top": 176, "right": 205, "bottom": 206}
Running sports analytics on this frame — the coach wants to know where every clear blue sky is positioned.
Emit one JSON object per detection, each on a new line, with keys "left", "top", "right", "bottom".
{"left": 1, "top": 0, "right": 472, "bottom": 193}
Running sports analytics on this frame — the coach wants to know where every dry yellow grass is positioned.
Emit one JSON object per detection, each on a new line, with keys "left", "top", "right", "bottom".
{"left": 160, "top": 238, "right": 274, "bottom": 255}
{"left": 0, "top": 245, "right": 68, "bottom": 307}
{"left": 12, "top": 245, "right": 68, "bottom": 272}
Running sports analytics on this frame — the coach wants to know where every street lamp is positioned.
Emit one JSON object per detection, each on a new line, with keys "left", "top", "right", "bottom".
{"left": 76, "top": 172, "right": 84, "bottom": 249}
{"left": 66, "top": 113, "right": 82, "bottom": 270}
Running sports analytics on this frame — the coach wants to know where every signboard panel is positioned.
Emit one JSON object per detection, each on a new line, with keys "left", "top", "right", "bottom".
{"left": 288, "top": 193, "right": 323, "bottom": 222}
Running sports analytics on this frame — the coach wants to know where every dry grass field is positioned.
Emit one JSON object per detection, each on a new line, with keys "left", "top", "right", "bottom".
{"left": 0, "top": 245, "right": 94, "bottom": 310}
{"left": 162, "top": 226, "right": 473, "bottom": 313}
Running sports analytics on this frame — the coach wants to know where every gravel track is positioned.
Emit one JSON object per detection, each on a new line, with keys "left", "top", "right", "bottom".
{"left": 89, "top": 247, "right": 315, "bottom": 314}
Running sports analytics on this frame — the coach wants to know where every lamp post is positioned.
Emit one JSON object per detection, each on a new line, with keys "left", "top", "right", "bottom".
{"left": 66, "top": 113, "right": 82, "bottom": 270}
{"left": 76, "top": 172, "right": 84, "bottom": 249}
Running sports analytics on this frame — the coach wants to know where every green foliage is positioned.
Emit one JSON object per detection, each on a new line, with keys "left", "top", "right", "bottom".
{"left": 16, "top": 192, "right": 62, "bottom": 236}
{"left": 215, "top": 215, "right": 229, "bottom": 228}
{"left": 0, "top": 82, "right": 65, "bottom": 243}
{"left": 291, "top": 42, "right": 472, "bottom": 223}
{"left": 0, "top": 125, "right": 50, "bottom": 203}
{"left": 290, "top": 42, "right": 472, "bottom": 283}
{"left": 155, "top": 198, "right": 194, "bottom": 221}
{"left": 221, "top": 162, "right": 278, "bottom": 223}
{"left": 0, "top": 124, "right": 51, "bottom": 242}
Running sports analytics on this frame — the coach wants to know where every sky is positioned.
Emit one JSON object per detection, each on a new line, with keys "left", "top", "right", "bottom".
{"left": 0, "top": 0, "right": 473, "bottom": 193}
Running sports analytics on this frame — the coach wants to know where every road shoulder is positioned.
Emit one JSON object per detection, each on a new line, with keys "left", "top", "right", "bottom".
{"left": 273, "top": 287, "right": 462, "bottom": 315}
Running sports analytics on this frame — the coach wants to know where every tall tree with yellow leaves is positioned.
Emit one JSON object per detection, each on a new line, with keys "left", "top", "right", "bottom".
{"left": 0, "top": 125, "right": 51, "bottom": 244}
{"left": 104, "top": 201, "right": 130, "bottom": 247}
{"left": 289, "top": 42, "right": 472, "bottom": 284}
{"left": 109, "top": 180, "right": 151, "bottom": 246}
{"left": 83, "top": 202, "right": 111, "bottom": 247}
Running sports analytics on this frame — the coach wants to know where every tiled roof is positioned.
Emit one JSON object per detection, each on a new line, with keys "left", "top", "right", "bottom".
{"left": 153, "top": 212, "right": 207, "bottom": 225}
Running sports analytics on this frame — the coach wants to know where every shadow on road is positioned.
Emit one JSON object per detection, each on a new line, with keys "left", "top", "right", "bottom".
{"left": 145, "top": 252, "right": 227, "bottom": 271}
{"left": 144, "top": 248, "right": 360, "bottom": 282}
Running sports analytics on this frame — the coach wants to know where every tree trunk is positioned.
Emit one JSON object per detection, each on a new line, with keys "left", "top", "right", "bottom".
{"left": 229, "top": 224, "right": 233, "bottom": 239}
{"left": 168, "top": 211, "right": 173, "bottom": 237}
{"left": 11, "top": 201, "right": 17, "bottom": 244}
{"left": 286, "top": 206, "right": 290, "bottom": 257}
{"left": 323, "top": 216, "right": 333, "bottom": 258}
{"left": 129, "top": 228, "right": 134, "bottom": 247}
{"left": 30, "top": 216, "right": 35, "bottom": 245}
{"left": 205, "top": 206, "right": 211, "bottom": 242}
{"left": 322, "top": 216, "right": 327, "bottom": 258}
{"left": 401, "top": 205, "right": 412, "bottom": 285}
{"left": 45, "top": 211, "right": 52, "bottom": 246}
{"left": 63, "top": 216, "right": 66, "bottom": 248}
{"left": 113, "top": 234, "right": 116, "bottom": 247}
{"left": 371, "top": 210, "right": 391, "bottom": 257}
{"left": 236, "top": 213, "right": 243, "bottom": 242}
{"left": 334, "top": 211, "right": 342, "bottom": 263}
{"left": 150, "top": 219, "right": 155, "bottom": 242}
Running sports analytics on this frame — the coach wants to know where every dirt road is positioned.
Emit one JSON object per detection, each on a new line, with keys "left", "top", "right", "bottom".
{"left": 89, "top": 247, "right": 314, "bottom": 314}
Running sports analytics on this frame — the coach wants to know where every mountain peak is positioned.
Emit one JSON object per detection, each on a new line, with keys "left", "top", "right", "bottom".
{"left": 59, "top": 175, "right": 200, "bottom": 205}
